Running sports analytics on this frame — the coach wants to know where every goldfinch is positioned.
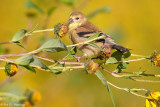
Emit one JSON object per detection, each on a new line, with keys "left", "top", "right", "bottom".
{"left": 68, "top": 11, "right": 129, "bottom": 59}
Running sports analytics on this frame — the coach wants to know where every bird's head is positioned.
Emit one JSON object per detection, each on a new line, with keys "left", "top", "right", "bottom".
{"left": 68, "top": 11, "right": 87, "bottom": 30}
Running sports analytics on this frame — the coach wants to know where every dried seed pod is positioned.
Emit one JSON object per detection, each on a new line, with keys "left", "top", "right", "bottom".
{"left": 54, "top": 23, "right": 68, "bottom": 38}
{"left": 85, "top": 60, "right": 99, "bottom": 74}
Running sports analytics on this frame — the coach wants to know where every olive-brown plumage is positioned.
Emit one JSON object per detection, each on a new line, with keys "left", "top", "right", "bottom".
{"left": 68, "top": 11, "right": 128, "bottom": 58}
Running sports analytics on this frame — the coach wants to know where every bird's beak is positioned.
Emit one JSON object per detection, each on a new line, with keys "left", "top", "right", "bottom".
{"left": 68, "top": 18, "right": 74, "bottom": 24}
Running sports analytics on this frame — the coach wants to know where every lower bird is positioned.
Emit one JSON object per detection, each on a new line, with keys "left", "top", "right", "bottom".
{"left": 68, "top": 11, "right": 129, "bottom": 60}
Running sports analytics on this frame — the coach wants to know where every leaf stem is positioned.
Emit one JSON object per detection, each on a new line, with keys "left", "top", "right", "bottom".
{"left": 26, "top": 28, "right": 54, "bottom": 36}
{"left": 106, "top": 81, "right": 152, "bottom": 99}
{"left": 131, "top": 54, "right": 149, "bottom": 58}
{"left": 49, "top": 65, "right": 84, "bottom": 69}
{"left": 132, "top": 78, "right": 160, "bottom": 83}
{"left": 0, "top": 92, "right": 27, "bottom": 101}
{"left": 67, "top": 35, "right": 106, "bottom": 47}
{"left": 0, "top": 67, "right": 5, "bottom": 70}
{"left": 119, "top": 58, "right": 146, "bottom": 63}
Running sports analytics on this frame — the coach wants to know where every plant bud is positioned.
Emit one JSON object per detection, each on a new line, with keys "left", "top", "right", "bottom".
{"left": 5, "top": 62, "right": 18, "bottom": 77}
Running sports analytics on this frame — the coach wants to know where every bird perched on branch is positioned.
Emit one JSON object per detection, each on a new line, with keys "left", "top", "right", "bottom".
{"left": 68, "top": 11, "right": 129, "bottom": 59}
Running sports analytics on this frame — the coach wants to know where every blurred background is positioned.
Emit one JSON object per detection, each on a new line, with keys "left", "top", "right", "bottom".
{"left": 0, "top": 0, "right": 160, "bottom": 107}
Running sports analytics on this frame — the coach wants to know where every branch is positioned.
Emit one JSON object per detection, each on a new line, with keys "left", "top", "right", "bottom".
{"left": 67, "top": 35, "right": 106, "bottom": 47}
{"left": 106, "top": 80, "right": 152, "bottom": 99}
{"left": 25, "top": 28, "right": 54, "bottom": 36}
{"left": 119, "top": 58, "right": 146, "bottom": 63}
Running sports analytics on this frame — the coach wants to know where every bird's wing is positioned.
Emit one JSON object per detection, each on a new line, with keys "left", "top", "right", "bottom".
{"left": 75, "top": 21, "right": 101, "bottom": 38}
{"left": 76, "top": 21, "right": 115, "bottom": 43}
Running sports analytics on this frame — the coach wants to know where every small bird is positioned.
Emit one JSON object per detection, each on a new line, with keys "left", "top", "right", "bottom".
{"left": 68, "top": 11, "right": 129, "bottom": 59}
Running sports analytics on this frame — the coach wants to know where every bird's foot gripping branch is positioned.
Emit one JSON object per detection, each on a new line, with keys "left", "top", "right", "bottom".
{"left": 0, "top": 23, "right": 160, "bottom": 107}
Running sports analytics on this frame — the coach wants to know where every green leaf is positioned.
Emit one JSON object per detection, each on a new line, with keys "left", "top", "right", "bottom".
{"left": 36, "top": 39, "right": 68, "bottom": 53}
{"left": 48, "top": 7, "right": 56, "bottom": 16}
{"left": 15, "top": 55, "right": 48, "bottom": 70}
{"left": 30, "top": 57, "right": 48, "bottom": 69}
{"left": 25, "top": 0, "right": 43, "bottom": 13}
{"left": 22, "top": 65, "right": 36, "bottom": 73}
{"left": 87, "top": 32, "right": 100, "bottom": 41}
{"left": 50, "top": 69, "right": 63, "bottom": 74}
{"left": 70, "top": 46, "right": 77, "bottom": 55}
{"left": 87, "top": 42, "right": 103, "bottom": 51}
{"left": 12, "top": 29, "right": 27, "bottom": 41}
{"left": 12, "top": 41, "right": 25, "bottom": 49}
{"left": 64, "top": 47, "right": 77, "bottom": 60}
{"left": 87, "top": 6, "right": 111, "bottom": 19}
{"left": 106, "top": 51, "right": 131, "bottom": 64}
{"left": 115, "top": 62, "right": 129, "bottom": 73}
{"left": 106, "top": 57, "right": 118, "bottom": 64}
{"left": 112, "top": 50, "right": 131, "bottom": 59}
{"left": 15, "top": 55, "right": 33, "bottom": 65}
{"left": 60, "top": 0, "right": 75, "bottom": 5}
{"left": 95, "top": 70, "right": 115, "bottom": 107}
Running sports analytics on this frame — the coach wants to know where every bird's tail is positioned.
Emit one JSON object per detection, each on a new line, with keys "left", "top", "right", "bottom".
{"left": 112, "top": 44, "right": 129, "bottom": 53}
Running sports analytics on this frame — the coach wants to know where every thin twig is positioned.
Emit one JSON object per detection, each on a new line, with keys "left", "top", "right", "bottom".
{"left": 33, "top": 55, "right": 85, "bottom": 66}
{"left": 0, "top": 41, "right": 11, "bottom": 45}
{"left": 131, "top": 54, "right": 149, "bottom": 58}
{"left": 101, "top": 66, "right": 122, "bottom": 77}
{"left": 0, "top": 52, "right": 28, "bottom": 57}
{"left": 132, "top": 78, "right": 160, "bottom": 83}
{"left": 50, "top": 66, "right": 84, "bottom": 69}
{"left": 31, "top": 28, "right": 54, "bottom": 33}
{"left": 67, "top": 35, "right": 105, "bottom": 47}
{"left": 106, "top": 80, "right": 152, "bottom": 99}
{"left": 119, "top": 58, "right": 146, "bottom": 63}
{"left": 25, "top": 28, "right": 54, "bottom": 36}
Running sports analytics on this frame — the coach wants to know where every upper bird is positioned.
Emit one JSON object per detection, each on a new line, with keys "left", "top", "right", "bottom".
{"left": 68, "top": 11, "right": 129, "bottom": 59}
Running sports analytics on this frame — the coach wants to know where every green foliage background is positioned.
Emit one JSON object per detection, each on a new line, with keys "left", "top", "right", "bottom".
{"left": 0, "top": 0, "right": 160, "bottom": 107}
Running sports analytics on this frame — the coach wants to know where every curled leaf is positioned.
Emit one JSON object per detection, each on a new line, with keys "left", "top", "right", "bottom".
{"left": 12, "top": 41, "right": 25, "bottom": 49}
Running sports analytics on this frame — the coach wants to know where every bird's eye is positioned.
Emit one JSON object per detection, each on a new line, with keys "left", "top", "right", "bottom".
{"left": 75, "top": 17, "right": 79, "bottom": 20}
